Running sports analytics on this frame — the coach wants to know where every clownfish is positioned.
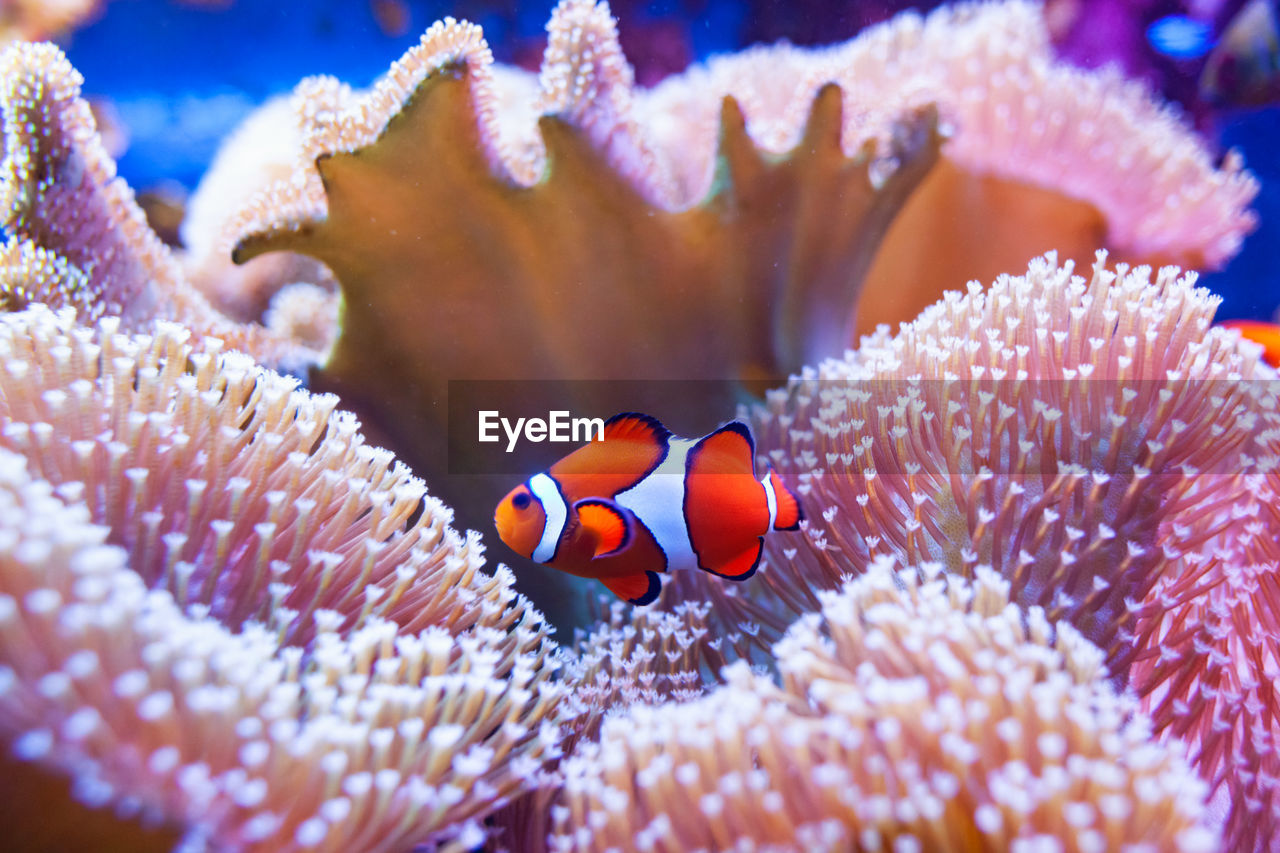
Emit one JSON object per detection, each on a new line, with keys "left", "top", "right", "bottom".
{"left": 494, "top": 413, "right": 803, "bottom": 605}
{"left": 1220, "top": 319, "right": 1280, "bottom": 368}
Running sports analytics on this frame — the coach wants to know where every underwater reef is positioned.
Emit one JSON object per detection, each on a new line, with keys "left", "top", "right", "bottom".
{"left": 0, "top": 0, "right": 1278, "bottom": 850}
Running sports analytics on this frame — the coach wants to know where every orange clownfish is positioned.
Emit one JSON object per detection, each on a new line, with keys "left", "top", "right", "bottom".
{"left": 1220, "top": 319, "right": 1280, "bottom": 368}
{"left": 494, "top": 413, "right": 803, "bottom": 605}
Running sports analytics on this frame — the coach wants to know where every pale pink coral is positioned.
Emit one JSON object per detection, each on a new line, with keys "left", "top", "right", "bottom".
{"left": 180, "top": 94, "right": 337, "bottom": 325}
{"left": 556, "top": 600, "right": 714, "bottom": 746}
{"left": 669, "top": 250, "right": 1278, "bottom": 849}
{"left": 1123, "top": 408, "right": 1280, "bottom": 851}
{"left": 554, "top": 559, "right": 1217, "bottom": 852}
{"left": 672, "top": 252, "right": 1257, "bottom": 647}
{"left": 486, "top": 600, "right": 717, "bottom": 853}
{"left": 0, "top": 42, "right": 313, "bottom": 370}
{"left": 0, "top": 304, "right": 563, "bottom": 850}
{"left": 638, "top": 1, "right": 1256, "bottom": 265}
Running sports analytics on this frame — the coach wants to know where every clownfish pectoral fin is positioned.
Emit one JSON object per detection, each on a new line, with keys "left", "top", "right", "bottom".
{"left": 603, "top": 412, "right": 673, "bottom": 445}
{"left": 602, "top": 570, "right": 663, "bottom": 605}
{"left": 766, "top": 469, "right": 804, "bottom": 531}
{"left": 699, "top": 536, "right": 764, "bottom": 580}
{"left": 575, "top": 498, "right": 632, "bottom": 558}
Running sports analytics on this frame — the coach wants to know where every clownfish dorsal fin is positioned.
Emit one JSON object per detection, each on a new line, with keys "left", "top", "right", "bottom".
{"left": 575, "top": 498, "right": 631, "bottom": 558}
{"left": 550, "top": 413, "right": 671, "bottom": 502}
{"left": 602, "top": 412, "right": 673, "bottom": 445}
{"left": 602, "top": 570, "right": 663, "bottom": 605}
{"left": 684, "top": 421, "right": 770, "bottom": 579}
{"left": 693, "top": 420, "right": 756, "bottom": 475}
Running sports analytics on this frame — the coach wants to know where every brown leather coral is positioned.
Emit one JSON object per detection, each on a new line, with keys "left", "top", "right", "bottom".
{"left": 227, "top": 0, "right": 942, "bottom": 498}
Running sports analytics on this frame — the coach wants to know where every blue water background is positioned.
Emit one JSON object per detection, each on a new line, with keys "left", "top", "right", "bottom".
{"left": 59, "top": 0, "right": 1280, "bottom": 320}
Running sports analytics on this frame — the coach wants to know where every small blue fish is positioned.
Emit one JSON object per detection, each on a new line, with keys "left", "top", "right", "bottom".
{"left": 1147, "top": 15, "right": 1215, "bottom": 60}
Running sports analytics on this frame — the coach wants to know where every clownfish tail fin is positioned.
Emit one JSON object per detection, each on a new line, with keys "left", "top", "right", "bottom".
{"left": 767, "top": 469, "right": 803, "bottom": 531}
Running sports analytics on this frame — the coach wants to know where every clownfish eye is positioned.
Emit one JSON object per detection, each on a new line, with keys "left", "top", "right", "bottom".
{"left": 512, "top": 491, "right": 532, "bottom": 510}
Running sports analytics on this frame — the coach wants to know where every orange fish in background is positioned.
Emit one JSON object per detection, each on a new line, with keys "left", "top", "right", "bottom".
{"left": 1220, "top": 319, "right": 1280, "bottom": 367}
{"left": 495, "top": 413, "right": 803, "bottom": 605}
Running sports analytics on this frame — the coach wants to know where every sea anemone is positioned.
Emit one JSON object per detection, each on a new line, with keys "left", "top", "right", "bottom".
{"left": 553, "top": 558, "right": 1217, "bottom": 852}
{"left": 0, "top": 2, "right": 1271, "bottom": 848}
{"left": 556, "top": 600, "right": 716, "bottom": 746}
{"left": 0, "top": 304, "right": 563, "bottom": 850}
{"left": 2, "top": 2, "right": 1257, "bottom": 556}
{"left": 210, "top": 0, "right": 1253, "bottom": 568}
